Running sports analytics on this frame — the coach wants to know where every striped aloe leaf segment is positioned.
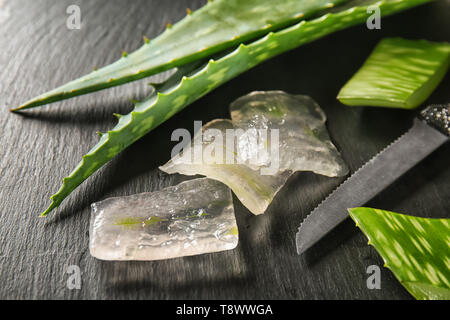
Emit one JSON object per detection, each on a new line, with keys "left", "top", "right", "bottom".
{"left": 337, "top": 37, "right": 450, "bottom": 109}
{"left": 349, "top": 207, "right": 450, "bottom": 300}
{"left": 41, "top": 0, "right": 433, "bottom": 216}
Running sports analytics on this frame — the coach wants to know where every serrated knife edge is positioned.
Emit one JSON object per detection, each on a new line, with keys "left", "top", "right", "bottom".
{"left": 296, "top": 105, "right": 450, "bottom": 255}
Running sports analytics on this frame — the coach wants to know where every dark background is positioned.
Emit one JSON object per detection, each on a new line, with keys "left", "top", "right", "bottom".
{"left": 0, "top": 0, "right": 448, "bottom": 299}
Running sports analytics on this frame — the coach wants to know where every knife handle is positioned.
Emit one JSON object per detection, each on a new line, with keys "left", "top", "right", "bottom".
{"left": 420, "top": 104, "right": 450, "bottom": 136}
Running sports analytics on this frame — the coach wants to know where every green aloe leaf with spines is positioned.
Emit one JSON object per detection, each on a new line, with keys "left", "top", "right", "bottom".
{"left": 13, "top": 0, "right": 348, "bottom": 111}
{"left": 337, "top": 37, "right": 450, "bottom": 109}
{"left": 39, "top": 0, "right": 433, "bottom": 216}
{"left": 349, "top": 207, "right": 450, "bottom": 300}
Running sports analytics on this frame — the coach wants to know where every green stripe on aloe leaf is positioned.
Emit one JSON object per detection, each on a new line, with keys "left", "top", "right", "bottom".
{"left": 337, "top": 38, "right": 450, "bottom": 109}
{"left": 348, "top": 207, "right": 450, "bottom": 300}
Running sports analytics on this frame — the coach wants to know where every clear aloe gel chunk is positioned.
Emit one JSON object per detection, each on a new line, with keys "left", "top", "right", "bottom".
{"left": 337, "top": 38, "right": 450, "bottom": 109}
{"left": 160, "top": 91, "right": 348, "bottom": 215}
{"left": 89, "top": 178, "right": 238, "bottom": 261}
{"left": 161, "top": 119, "right": 293, "bottom": 215}
{"left": 230, "top": 91, "right": 349, "bottom": 176}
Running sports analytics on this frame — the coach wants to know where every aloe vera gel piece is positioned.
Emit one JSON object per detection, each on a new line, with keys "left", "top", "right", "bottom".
{"left": 348, "top": 207, "right": 450, "bottom": 300}
{"left": 338, "top": 38, "right": 450, "bottom": 109}
{"left": 160, "top": 91, "right": 348, "bottom": 215}
{"left": 90, "top": 178, "right": 238, "bottom": 261}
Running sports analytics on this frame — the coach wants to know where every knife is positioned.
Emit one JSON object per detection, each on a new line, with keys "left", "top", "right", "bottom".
{"left": 296, "top": 104, "right": 450, "bottom": 255}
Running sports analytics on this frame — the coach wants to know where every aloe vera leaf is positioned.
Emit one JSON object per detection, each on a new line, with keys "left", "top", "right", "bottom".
{"left": 12, "top": 0, "right": 348, "bottom": 111}
{"left": 41, "top": 0, "right": 432, "bottom": 216}
{"left": 348, "top": 207, "right": 450, "bottom": 300}
{"left": 337, "top": 38, "right": 450, "bottom": 109}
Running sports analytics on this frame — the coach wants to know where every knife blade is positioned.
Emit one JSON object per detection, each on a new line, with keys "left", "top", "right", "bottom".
{"left": 296, "top": 104, "right": 450, "bottom": 255}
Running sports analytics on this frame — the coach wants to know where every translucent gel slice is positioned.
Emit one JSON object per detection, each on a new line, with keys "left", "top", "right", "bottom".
{"left": 161, "top": 91, "right": 348, "bottom": 214}
{"left": 90, "top": 178, "right": 238, "bottom": 261}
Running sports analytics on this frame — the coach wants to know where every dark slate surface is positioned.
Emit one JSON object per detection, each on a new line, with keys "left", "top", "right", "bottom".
{"left": 0, "top": 0, "right": 448, "bottom": 300}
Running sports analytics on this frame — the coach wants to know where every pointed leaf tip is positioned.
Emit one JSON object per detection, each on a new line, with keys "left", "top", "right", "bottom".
{"left": 10, "top": 107, "right": 22, "bottom": 113}
{"left": 113, "top": 113, "right": 122, "bottom": 119}
{"left": 40, "top": 201, "right": 58, "bottom": 217}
